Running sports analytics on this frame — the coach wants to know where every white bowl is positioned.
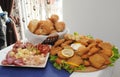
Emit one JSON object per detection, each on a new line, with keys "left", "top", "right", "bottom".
{"left": 25, "top": 27, "right": 69, "bottom": 45}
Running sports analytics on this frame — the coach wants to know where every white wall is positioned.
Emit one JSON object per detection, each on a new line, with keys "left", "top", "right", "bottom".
{"left": 63, "top": 0, "right": 120, "bottom": 49}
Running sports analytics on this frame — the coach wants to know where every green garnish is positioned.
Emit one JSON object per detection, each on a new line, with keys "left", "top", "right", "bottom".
{"left": 74, "top": 32, "right": 79, "bottom": 36}
{"left": 49, "top": 55, "right": 86, "bottom": 73}
{"left": 74, "top": 65, "right": 85, "bottom": 71}
{"left": 62, "top": 63, "right": 73, "bottom": 73}
{"left": 53, "top": 62, "right": 62, "bottom": 70}
{"left": 50, "top": 55, "right": 57, "bottom": 62}
{"left": 109, "top": 46, "right": 120, "bottom": 66}
{"left": 86, "top": 34, "right": 93, "bottom": 39}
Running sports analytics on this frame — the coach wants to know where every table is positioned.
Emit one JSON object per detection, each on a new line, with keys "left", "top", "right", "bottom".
{"left": 0, "top": 44, "right": 120, "bottom": 77}
{"left": 0, "top": 60, "right": 119, "bottom": 77}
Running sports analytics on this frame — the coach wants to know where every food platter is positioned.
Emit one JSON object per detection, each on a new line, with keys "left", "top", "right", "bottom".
{"left": 0, "top": 43, "right": 50, "bottom": 68}
{"left": 49, "top": 33, "right": 120, "bottom": 73}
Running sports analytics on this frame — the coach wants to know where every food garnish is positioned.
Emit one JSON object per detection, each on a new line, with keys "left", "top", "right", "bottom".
{"left": 110, "top": 46, "right": 120, "bottom": 66}
{"left": 61, "top": 49, "right": 74, "bottom": 58}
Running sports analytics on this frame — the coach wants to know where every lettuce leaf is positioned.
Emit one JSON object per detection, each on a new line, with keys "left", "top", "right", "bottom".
{"left": 74, "top": 32, "right": 79, "bottom": 36}
{"left": 109, "top": 46, "right": 120, "bottom": 66}
{"left": 50, "top": 55, "right": 57, "bottom": 62}
{"left": 53, "top": 62, "right": 62, "bottom": 70}
{"left": 49, "top": 55, "right": 85, "bottom": 73}
{"left": 86, "top": 34, "right": 93, "bottom": 39}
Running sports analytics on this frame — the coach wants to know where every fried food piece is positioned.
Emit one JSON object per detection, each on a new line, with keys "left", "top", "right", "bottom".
{"left": 34, "top": 24, "right": 51, "bottom": 35}
{"left": 34, "top": 20, "right": 54, "bottom": 35}
{"left": 46, "top": 20, "right": 54, "bottom": 30}
{"left": 95, "top": 38, "right": 103, "bottom": 44}
{"left": 67, "top": 55, "right": 83, "bottom": 66}
{"left": 81, "top": 54, "right": 89, "bottom": 59}
{"left": 41, "top": 20, "right": 53, "bottom": 34}
{"left": 77, "top": 35, "right": 91, "bottom": 46}
{"left": 87, "top": 38, "right": 96, "bottom": 44}
{"left": 55, "top": 22, "right": 65, "bottom": 32}
{"left": 63, "top": 40, "right": 73, "bottom": 45}
{"left": 28, "top": 19, "right": 39, "bottom": 33}
{"left": 99, "top": 53, "right": 111, "bottom": 65}
{"left": 64, "top": 34, "right": 73, "bottom": 40}
{"left": 98, "top": 42, "right": 113, "bottom": 50}
{"left": 87, "top": 47, "right": 100, "bottom": 56}
{"left": 49, "top": 14, "right": 59, "bottom": 23}
{"left": 34, "top": 28, "right": 42, "bottom": 35}
{"left": 62, "top": 45, "right": 73, "bottom": 49}
{"left": 100, "top": 49, "right": 112, "bottom": 57}
{"left": 61, "top": 40, "right": 74, "bottom": 48}
{"left": 77, "top": 39, "right": 88, "bottom": 46}
{"left": 76, "top": 46, "right": 89, "bottom": 56}
{"left": 50, "top": 47, "right": 63, "bottom": 55}
{"left": 87, "top": 42, "right": 97, "bottom": 49}
{"left": 54, "top": 39, "right": 65, "bottom": 47}
{"left": 83, "top": 60, "right": 91, "bottom": 66}
{"left": 89, "top": 54, "right": 106, "bottom": 69}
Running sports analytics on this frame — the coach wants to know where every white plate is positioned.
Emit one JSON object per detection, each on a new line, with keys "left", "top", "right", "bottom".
{"left": 70, "top": 67, "right": 113, "bottom": 77}
{"left": 0, "top": 44, "right": 49, "bottom": 68}
{"left": 70, "top": 59, "right": 120, "bottom": 77}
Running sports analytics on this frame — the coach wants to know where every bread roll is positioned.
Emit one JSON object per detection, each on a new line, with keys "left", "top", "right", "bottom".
{"left": 49, "top": 14, "right": 59, "bottom": 23}
{"left": 34, "top": 20, "right": 53, "bottom": 35}
{"left": 55, "top": 22, "right": 65, "bottom": 32}
{"left": 28, "top": 19, "right": 39, "bottom": 33}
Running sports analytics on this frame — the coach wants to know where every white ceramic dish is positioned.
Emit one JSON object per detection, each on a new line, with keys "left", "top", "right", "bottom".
{"left": 0, "top": 44, "right": 49, "bottom": 68}
{"left": 70, "top": 59, "right": 120, "bottom": 77}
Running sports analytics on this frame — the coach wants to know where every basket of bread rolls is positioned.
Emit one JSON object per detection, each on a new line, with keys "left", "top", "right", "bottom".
{"left": 26, "top": 14, "right": 68, "bottom": 45}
